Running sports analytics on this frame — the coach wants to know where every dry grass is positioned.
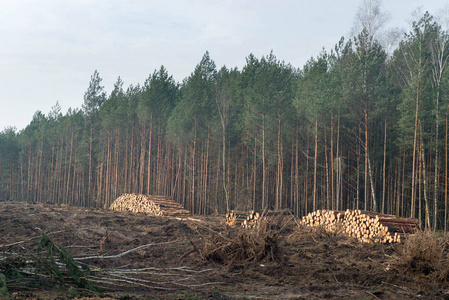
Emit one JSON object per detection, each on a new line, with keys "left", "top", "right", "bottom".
{"left": 391, "top": 230, "right": 449, "bottom": 284}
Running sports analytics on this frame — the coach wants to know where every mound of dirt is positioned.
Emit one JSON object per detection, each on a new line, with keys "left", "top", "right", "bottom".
{"left": 1, "top": 201, "right": 448, "bottom": 299}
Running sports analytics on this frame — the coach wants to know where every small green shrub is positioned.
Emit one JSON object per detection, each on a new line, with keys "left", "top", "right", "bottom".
{"left": 0, "top": 273, "right": 8, "bottom": 296}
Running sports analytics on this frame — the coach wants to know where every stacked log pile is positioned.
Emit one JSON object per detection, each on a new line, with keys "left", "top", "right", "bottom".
{"left": 302, "top": 209, "right": 419, "bottom": 244}
{"left": 110, "top": 193, "right": 191, "bottom": 218}
{"left": 226, "top": 209, "right": 293, "bottom": 229}
{"left": 226, "top": 210, "right": 260, "bottom": 228}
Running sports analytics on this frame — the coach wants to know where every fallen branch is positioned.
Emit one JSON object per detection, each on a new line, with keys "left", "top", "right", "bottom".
{"left": 0, "top": 227, "right": 96, "bottom": 249}
{"left": 105, "top": 266, "right": 212, "bottom": 274}
{"left": 73, "top": 240, "right": 180, "bottom": 261}
{"left": 91, "top": 275, "right": 174, "bottom": 291}
{"left": 181, "top": 226, "right": 203, "bottom": 260}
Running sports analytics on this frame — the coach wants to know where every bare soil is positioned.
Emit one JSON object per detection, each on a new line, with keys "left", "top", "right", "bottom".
{"left": 1, "top": 201, "right": 448, "bottom": 299}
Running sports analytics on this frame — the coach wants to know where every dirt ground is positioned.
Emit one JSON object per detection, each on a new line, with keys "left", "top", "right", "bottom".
{"left": 1, "top": 201, "right": 449, "bottom": 299}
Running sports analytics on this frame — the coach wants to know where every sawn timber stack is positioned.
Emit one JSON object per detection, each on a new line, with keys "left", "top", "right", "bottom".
{"left": 226, "top": 210, "right": 261, "bottom": 228}
{"left": 110, "top": 193, "right": 190, "bottom": 218}
{"left": 226, "top": 209, "right": 293, "bottom": 229}
{"left": 302, "top": 209, "right": 419, "bottom": 244}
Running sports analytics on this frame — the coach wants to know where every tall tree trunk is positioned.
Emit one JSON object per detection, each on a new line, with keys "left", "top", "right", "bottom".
{"left": 192, "top": 120, "right": 197, "bottom": 214}
{"left": 38, "top": 133, "right": 44, "bottom": 203}
{"left": 418, "top": 140, "right": 422, "bottom": 226}
{"left": 365, "top": 107, "right": 377, "bottom": 211}
{"left": 49, "top": 143, "right": 55, "bottom": 203}
{"left": 72, "top": 147, "right": 78, "bottom": 205}
{"left": 147, "top": 114, "right": 153, "bottom": 195}
{"left": 133, "top": 127, "right": 139, "bottom": 193}
{"left": 280, "top": 125, "right": 284, "bottom": 209}
{"left": 313, "top": 118, "right": 318, "bottom": 211}
{"left": 434, "top": 88, "right": 440, "bottom": 230}
{"left": 290, "top": 142, "right": 294, "bottom": 211}
{"left": 253, "top": 137, "right": 257, "bottom": 211}
{"left": 364, "top": 112, "right": 369, "bottom": 211}
{"left": 394, "top": 163, "right": 399, "bottom": 215}
{"left": 114, "top": 130, "right": 120, "bottom": 201}
{"left": 401, "top": 150, "right": 406, "bottom": 216}
{"left": 66, "top": 129, "right": 74, "bottom": 204}
{"left": 305, "top": 134, "right": 309, "bottom": 215}
{"left": 156, "top": 128, "right": 162, "bottom": 194}
{"left": 204, "top": 127, "right": 210, "bottom": 215}
{"left": 130, "top": 125, "right": 136, "bottom": 192}
{"left": 222, "top": 114, "right": 229, "bottom": 213}
{"left": 106, "top": 134, "right": 111, "bottom": 207}
{"left": 227, "top": 141, "right": 231, "bottom": 210}
{"left": 295, "top": 125, "right": 300, "bottom": 215}
{"left": 356, "top": 127, "right": 361, "bottom": 210}
{"left": 325, "top": 122, "right": 330, "bottom": 209}
{"left": 124, "top": 131, "right": 129, "bottom": 195}
{"left": 420, "top": 123, "right": 431, "bottom": 228}
{"left": 182, "top": 148, "right": 187, "bottom": 208}
{"left": 331, "top": 113, "right": 334, "bottom": 210}
{"left": 382, "top": 118, "right": 387, "bottom": 214}
{"left": 368, "top": 151, "right": 377, "bottom": 211}
{"left": 336, "top": 111, "right": 340, "bottom": 210}
{"left": 276, "top": 115, "right": 281, "bottom": 210}
{"left": 262, "top": 113, "right": 266, "bottom": 209}
{"left": 88, "top": 123, "right": 93, "bottom": 206}
{"left": 234, "top": 150, "right": 238, "bottom": 210}
{"left": 139, "top": 125, "right": 146, "bottom": 194}
{"left": 52, "top": 143, "right": 58, "bottom": 202}
{"left": 411, "top": 72, "right": 421, "bottom": 218}
{"left": 444, "top": 111, "right": 449, "bottom": 233}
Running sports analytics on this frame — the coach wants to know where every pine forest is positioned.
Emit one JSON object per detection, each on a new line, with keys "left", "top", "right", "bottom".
{"left": 2, "top": 7, "right": 449, "bottom": 231}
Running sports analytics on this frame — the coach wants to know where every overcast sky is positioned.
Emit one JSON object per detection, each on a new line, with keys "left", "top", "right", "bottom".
{"left": 0, "top": 0, "right": 447, "bottom": 132}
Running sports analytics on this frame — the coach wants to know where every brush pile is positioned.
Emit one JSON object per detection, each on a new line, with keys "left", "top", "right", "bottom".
{"left": 109, "top": 193, "right": 190, "bottom": 217}
{"left": 202, "top": 214, "right": 293, "bottom": 264}
{"left": 302, "top": 209, "right": 419, "bottom": 244}
{"left": 390, "top": 230, "right": 449, "bottom": 283}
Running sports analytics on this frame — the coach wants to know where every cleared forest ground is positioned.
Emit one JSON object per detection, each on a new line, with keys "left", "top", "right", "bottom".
{"left": 1, "top": 201, "right": 449, "bottom": 299}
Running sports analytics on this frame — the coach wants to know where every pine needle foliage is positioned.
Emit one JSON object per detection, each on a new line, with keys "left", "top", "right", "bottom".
{"left": 36, "top": 232, "right": 98, "bottom": 291}
{"left": 0, "top": 273, "right": 7, "bottom": 296}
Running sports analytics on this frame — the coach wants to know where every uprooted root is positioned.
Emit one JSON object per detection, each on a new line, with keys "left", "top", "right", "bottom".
{"left": 201, "top": 215, "right": 294, "bottom": 265}
{"left": 390, "top": 230, "right": 449, "bottom": 284}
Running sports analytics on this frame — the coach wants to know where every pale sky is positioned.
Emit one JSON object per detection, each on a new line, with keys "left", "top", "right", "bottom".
{"left": 0, "top": 0, "right": 447, "bottom": 132}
